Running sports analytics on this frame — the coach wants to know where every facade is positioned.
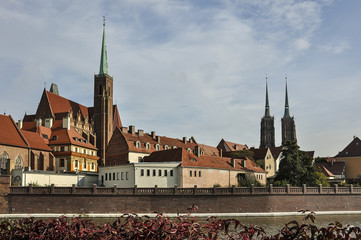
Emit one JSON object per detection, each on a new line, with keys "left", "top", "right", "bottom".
{"left": 216, "top": 139, "right": 248, "bottom": 157}
{"left": 260, "top": 81, "right": 275, "bottom": 148}
{"left": 21, "top": 117, "right": 99, "bottom": 173}
{"left": 335, "top": 136, "right": 361, "bottom": 179}
{"left": 105, "top": 126, "right": 200, "bottom": 166}
{"left": 281, "top": 82, "right": 297, "bottom": 145}
{"left": 0, "top": 114, "right": 55, "bottom": 175}
{"left": 249, "top": 147, "right": 276, "bottom": 178}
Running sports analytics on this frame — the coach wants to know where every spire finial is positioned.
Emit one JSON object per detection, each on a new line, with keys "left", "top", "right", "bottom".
{"left": 264, "top": 76, "right": 270, "bottom": 117}
{"left": 284, "top": 77, "right": 290, "bottom": 118}
{"left": 99, "top": 17, "right": 109, "bottom": 76}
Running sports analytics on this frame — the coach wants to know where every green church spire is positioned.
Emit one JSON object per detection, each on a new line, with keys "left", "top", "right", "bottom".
{"left": 265, "top": 79, "right": 270, "bottom": 117}
{"left": 284, "top": 79, "right": 290, "bottom": 118}
{"left": 99, "top": 17, "right": 108, "bottom": 76}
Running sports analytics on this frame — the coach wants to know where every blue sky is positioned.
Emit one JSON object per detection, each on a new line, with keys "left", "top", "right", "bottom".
{"left": 1, "top": 0, "right": 360, "bottom": 157}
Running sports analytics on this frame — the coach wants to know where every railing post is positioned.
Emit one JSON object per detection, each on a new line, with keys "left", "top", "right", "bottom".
{"left": 134, "top": 185, "right": 138, "bottom": 194}
{"left": 269, "top": 184, "right": 273, "bottom": 194}
{"left": 92, "top": 184, "right": 97, "bottom": 194}
{"left": 286, "top": 184, "right": 290, "bottom": 194}
{"left": 232, "top": 185, "right": 236, "bottom": 195}
{"left": 154, "top": 185, "right": 158, "bottom": 195}
{"left": 334, "top": 184, "right": 338, "bottom": 194}
{"left": 303, "top": 184, "right": 307, "bottom": 194}
{"left": 113, "top": 184, "right": 117, "bottom": 194}
{"left": 318, "top": 184, "right": 322, "bottom": 194}
{"left": 213, "top": 185, "right": 216, "bottom": 195}
{"left": 50, "top": 184, "right": 55, "bottom": 194}
{"left": 251, "top": 184, "right": 254, "bottom": 195}
{"left": 194, "top": 185, "right": 197, "bottom": 195}
{"left": 174, "top": 185, "right": 178, "bottom": 194}
{"left": 29, "top": 184, "right": 33, "bottom": 194}
{"left": 72, "top": 184, "right": 76, "bottom": 194}
{"left": 350, "top": 184, "right": 354, "bottom": 194}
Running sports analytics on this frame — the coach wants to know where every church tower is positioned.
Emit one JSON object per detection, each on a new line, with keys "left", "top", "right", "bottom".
{"left": 281, "top": 80, "right": 296, "bottom": 145}
{"left": 94, "top": 19, "right": 113, "bottom": 166}
{"left": 260, "top": 80, "right": 275, "bottom": 148}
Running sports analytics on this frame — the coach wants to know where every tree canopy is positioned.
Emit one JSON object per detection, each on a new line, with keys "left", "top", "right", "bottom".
{"left": 230, "top": 149, "right": 254, "bottom": 161}
{"left": 275, "top": 141, "right": 321, "bottom": 186}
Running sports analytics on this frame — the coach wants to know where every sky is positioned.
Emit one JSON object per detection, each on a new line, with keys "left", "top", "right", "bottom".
{"left": 1, "top": 0, "right": 360, "bottom": 157}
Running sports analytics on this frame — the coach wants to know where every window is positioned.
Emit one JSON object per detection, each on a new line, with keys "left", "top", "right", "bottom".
{"left": 145, "top": 142, "right": 150, "bottom": 150}
{"left": 121, "top": 172, "right": 124, "bottom": 180}
{"left": 199, "top": 171, "right": 201, "bottom": 177}
{"left": 42, "top": 134, "right": 48, "bottom": 139}
{"left": 141, "top": 169, "right": 144, "bottom": 176}
{"left": 60, "top": 146, "right": 65, "bottom": 151}
{"left": 187, "top": 148, "right": 191, "bottom": 153}
{"left": 164, "top": 170, "right": 167, "bottom": 176}
{"left": 108, "top": 173, "right": 111, "bottom": 180}
{"left": 147, "top": 169, "right": 150, "bottom": 176}
{"left": 155, "top": 144, "right": 160, "bottom": 150}
{"left": 194, "top": 171, "right": 197, "bottom": 177}
{"left": 91, "top": 163, "right": 95, "bottom": 169}
{"left": 190, "top": 170, "right": 192, "bottom": 177}
{"left": 117, "top": 172, "right": 119, "bottom": 180}
{"left": 200, "top": 150, "right": 204, "bottom": 155}
{"left": 60, "top": 159, "right": 65, "bottom": 167}
{"left": 170, "top": 170, "right": 173, "bottom": 176}
{"left": 113, "top": 173, "right": 115, "bottom": 180}
{"left": 159, "top": 169, "right": 162, "bottom": 176}
{"left": 153, "top": 169, "right": 156, "bottom": 176}
{"left": 75, "top": 147, "right": 78, "bottom": 153}
{"left": 138, "top": 156, "right": 143, "bottom": 162}
{"left": 74, "top": 160, "right": 78, "bottom": 168}
{"left": 135, "top": 141, "right": 140, "bottom": 148}
{"left": 164, "top": 145, "right": 169, "bottom": 150}
{"left": 105, "top": 174, "right": 108, "bottom": 181}
{"left": 126, "top": 172, "right": 129, "bottom": 180}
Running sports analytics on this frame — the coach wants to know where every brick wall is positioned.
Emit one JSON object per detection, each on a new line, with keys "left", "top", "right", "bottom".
{"left": 106, "top": 128, "right": 129, "bottom": 166}
{"left": 7, "top": 193, "right": 361, "bottom": 214}
{"left": 0, "top": 176, "right": 10, "bottom": 214}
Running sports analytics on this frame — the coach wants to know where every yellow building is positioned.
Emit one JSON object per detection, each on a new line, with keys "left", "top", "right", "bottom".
{"left": 335, "top": 136, "right": 361, "bottom": 179}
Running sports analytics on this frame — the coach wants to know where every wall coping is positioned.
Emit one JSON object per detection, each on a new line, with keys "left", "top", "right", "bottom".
{"left": 8, "top": 184, "right": 361, "bottom": 196}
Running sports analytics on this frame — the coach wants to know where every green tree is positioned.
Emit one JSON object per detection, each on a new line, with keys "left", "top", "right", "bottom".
{"left": 275, "top": 141, "right": 319, "bottom": 186}
{"left": 231, "top": 149, "right": 254, "bottom": 161}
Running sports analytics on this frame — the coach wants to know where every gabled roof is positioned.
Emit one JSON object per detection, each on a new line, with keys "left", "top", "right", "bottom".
{"left": 198, "top": 144, "right": 219, "bottom": 156}
{"left": 249, "top": 147, "right": 269, "bottom": 160}
{"left": 0, "top": 115, "right": 28, "bottom": 148}
{"left": 45, "top": 90, "right": 89, "bottom": 120}
{"left": 143, "top": 148, "right": 266, "bottom": 173}
{"left": 270, "top": 146, "right": 283, "bottom": 159}
{"left": 112, "top": 105, "right": 122, "bottom": 130}
{"left": 315, "top": 161, "right": 345, "bottom": 177}
{"left": 335, "top": 137, "right": 361, "bottom": 158}
{"left": 217, "top": 139, "right": 248, "bottom": 153}
{"left": 20, "top": 130, "right": 53, "bottom": 151}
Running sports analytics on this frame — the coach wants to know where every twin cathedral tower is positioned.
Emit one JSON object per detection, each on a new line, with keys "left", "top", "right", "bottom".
{"left": 260, "top": 80, "right": 297, "bottom": 148}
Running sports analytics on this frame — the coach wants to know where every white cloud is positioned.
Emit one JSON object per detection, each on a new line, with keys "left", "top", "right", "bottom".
{"left": 321, "top": 40, "right": 350, "bottom": 54}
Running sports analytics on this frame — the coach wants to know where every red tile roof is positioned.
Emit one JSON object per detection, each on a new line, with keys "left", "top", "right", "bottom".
{"left": 223, "top": 140, "right": 248, "bottom": 152}
{"left": 0, "top": 115, "right": 28, "bottom": 148}
{"left": 198, "top": 144, "right": 219, "bottom": 156}
{"left": 335, "top": 137, "right": 361, "bottom": 158}
{"left": 20, "top": 130, "right": 53, "bottom": 151}
{"left": 143, "top": 148, "right": 265, "bottom": 173}
{"left": 45, "top": 90, "right": 90, "bottom": 119}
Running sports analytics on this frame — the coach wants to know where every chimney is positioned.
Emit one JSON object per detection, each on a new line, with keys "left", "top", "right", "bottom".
{"left": 231, "top": 158, "right": 236, "bottom": 168}
{"left": 44, "top": 118, "right": 53, "bottom": 128}
{"left": 220, "top": 149, "right": 223, "bottom": 157}
{"left": 129, "top": 125, "right": 135, "bottom": 135}
{"left": 62, "top": 115, "right": 70, "bottom": 130}
{"left": 121, "top": 127, "right": 128, "bottom": 133}
{"left": 138, "top": 129, "right": 144, "bottom": 136}
{"left": 189, "top": 138, "right": 193, "bottom": 143}
{"left": 183, "top": 137, "right": 187, "bottom": 143}
{"left": 36, "top": 119, "right": 42, "bottom": 127}
{"left": 156, "top": 136, "right": 161, "bottom": 143}
{"left": 195, "top": 145, "right": 200, "bottom": 157}
{"left": 151, "top": 131, "right": 156, "bottom": 140}
{"left": 18, "top": 120, "right": 23, "bottom": 129}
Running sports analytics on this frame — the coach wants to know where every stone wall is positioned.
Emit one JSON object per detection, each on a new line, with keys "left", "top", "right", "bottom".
{"left": 0, "top": 176, "right": 10, "bottom": 214}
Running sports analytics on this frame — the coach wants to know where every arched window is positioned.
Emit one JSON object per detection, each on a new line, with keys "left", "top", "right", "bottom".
{"left": 164, "top": 145, "right": 169, "bottom": 150}
{"left": 145, "top": 142, "right": 150, "bottom": 150}
{"left": 15, "top": 155, "right": 23, "bottom": 169}
{"left": 200, "top": 150, "right": 204, "bottom": 155}
{"left": 0, "top": 152, "right": 9, "bottom": 173}
{"left": 187, "top": 148, "right": 191, "bottom": 153}
{"left": 155, "top": 144, "right": 160, "bottom": 151}
{"left": 135, "top": 141, "right": 140, "bottom": 148}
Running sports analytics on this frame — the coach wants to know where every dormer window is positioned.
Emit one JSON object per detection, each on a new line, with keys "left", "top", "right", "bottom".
{"left": 187, "top": 148, "right": 191, "bottom": 153}
{"left": 52, "top": 136, "right": 58, "bottom": 140}
{"left": 73, "top": 137, "right": 78, "bottom": 141}
{"left": 173, "top": 146, "right": 177, "bottom": 149}
{"left": 145, "top": 142, "right": 150, "bottom": 150}
{"left": 135, "top": 141, "right": 140, "bottom": 148}
{"left": 200, "top": 150, "right": 204, "bottom": 155}
{"left": 164, "top": 145, "right": 169, "bottom": 150}
{"left": 155, "top": 144, "right": 160, "bottom": 151}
